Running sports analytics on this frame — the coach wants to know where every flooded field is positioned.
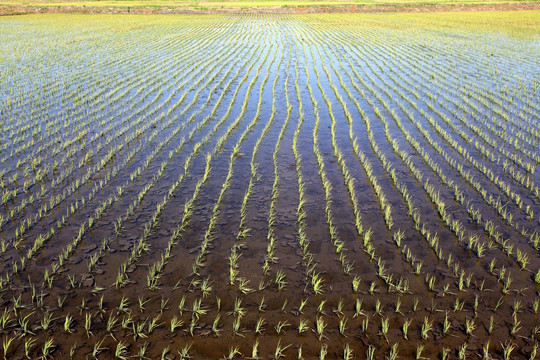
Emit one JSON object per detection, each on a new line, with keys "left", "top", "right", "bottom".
{"left": 0, "top": 12, "right": 539, "bottom": 359}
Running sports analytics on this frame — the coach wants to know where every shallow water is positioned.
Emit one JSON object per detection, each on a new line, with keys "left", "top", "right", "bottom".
{"left": 0, "top": 13, "right": 539, "bottom": 360}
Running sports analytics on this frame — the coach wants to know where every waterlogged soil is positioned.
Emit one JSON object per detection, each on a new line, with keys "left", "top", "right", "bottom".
{"left": 0, "top": 13, "right": 539, "bottom": 360}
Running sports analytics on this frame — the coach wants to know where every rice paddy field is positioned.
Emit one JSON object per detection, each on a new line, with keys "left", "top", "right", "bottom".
{"left": 0, "top": 12, "right": 539, "bottom": 360}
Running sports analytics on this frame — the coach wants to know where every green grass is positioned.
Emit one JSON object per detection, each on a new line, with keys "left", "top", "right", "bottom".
{"left": 0, "top": 0, "right": 537, "bottom": 12}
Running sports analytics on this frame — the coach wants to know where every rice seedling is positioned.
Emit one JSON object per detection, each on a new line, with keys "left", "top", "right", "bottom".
{"left": 501, "top": 341, "right": 516, "bottom": 360}
{"left": 421, "top": 316, "right": 433, "bottom": 340}
{"left": 0, "top": 13, "right": 537, "bottom": 360}
{"left": 274, "top": 340, "right": 290, "bottom": 359}
{"left": 366, "top": 345, "right": 375, "bottom": 360}
{"left": 115, "top": 341, "right": 129, "bottom": 360}
{"left": 224, "top": 346, "right": 241, "bottom": 360}
{"left": 343, "top": 343, "right": 353, "bottom": 360}
{"left": 315, "top": 316, "right": 326, "bottom": 341}
{"left": 319, "top": 344, "right": 328, "bottom": 360}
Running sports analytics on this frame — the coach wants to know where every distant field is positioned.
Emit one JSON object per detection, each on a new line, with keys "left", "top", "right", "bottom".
{"left": 1, "top": 0, "right": 539, "bottom": 14}
{"left": 1, "top": 11, "right": 539, "bottom": 360}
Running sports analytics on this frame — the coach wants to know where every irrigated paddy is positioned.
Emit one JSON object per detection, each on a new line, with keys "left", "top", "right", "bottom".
{"left": 0, "top": 12, "right": 539, "bottom": 359}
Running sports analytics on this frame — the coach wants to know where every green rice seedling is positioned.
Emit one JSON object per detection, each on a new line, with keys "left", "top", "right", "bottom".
{"left": 19, "top": 312, "right": 35, "bottom": 336}
{"left": 178, "top": 295, "right": 186, "bottom": 315}
{"left": 160, "top": 297, "right": 169, "bottom": 313}
{"left": 395, "top": 297, "right": 403, "bottom": 315}
{"left": 354, "top": 299, "right": 365, "bottom": 318}
{"left": 317, "top": 300, "right": 327, "bottom": 315}
{"left": 41, "top": 338, "right": 55, "bottom": 359}
{"left": 335, "top": 298, "right": 345, "bottom": 316}
{"left": 501, "top": 341, "right": 516, "bottom": 360}
{"left": 443, "top": 312, "right": 451, "bottom": 336}
{"left": 274, "top": 340, "right": 290, "bottom": 359}
{"left": 343, "top": 343, "right": 353, "bottom": 360}
{"left": 281, "top": 299, "right": 288, "bottom": 313}
{"left": 529, "top": 342, "right": 537, "bottom": 360}
{"left": 366, "top": 345, "right": 375, "bottom": 360}
{"left": 312, "top": 272, "right": 324, "bottom": 295}
{"left": 412, "top": 298, "right": 419, "bottom": 313}
{"left": 473, "top": 295, "right": 479, "bottom": 315}
{"left": 425, "top": 274, "right": 436, "bottom": 292}
{"left": 421, "top": 317, "right": 433, "bottom": 340}
{"left": 133, "top": 318, "right": 148, "bottom": 340}
{"left": 2, "top": 336, "right": 14, "bottom": 360}
{"left": 118, "top": 296, "right": 130, "bottom": 314}
{"left": 251, "top": 339, "right": 259, "bottom": 360}
{"left": 494, "top": 297, "right": 504, "bottom": 311}
{"left": 415, "top": 345, "right": 424, "bottom": 360}
{"left": 511, "top": 314, "right": 521, "bottom": 336}
{"left": 380, "top": 317, "right": 389, "bottom": 342}
{"left": 21, "top": 336, "right": 35, "bottom": 358}
{"left": 403, "top": 318, "right": 412, "bottom": 340}
{"left": 192, "top": 298, "right": 207, "bottom": 319}
{"left": 275, "top": 320, "right": 290, "bottom": 335}
{"left": 442, "top": 347, "right": 450, "bottom": 360}
{"left": 315, "top": 316, "right": 326, "bottom": 341}
{"left": 40, "top": 311, "right": 55, "bottom": 332}
{"left": 178, "top": 344, "right": 192, "bottom": 360}
{"left": 170, "top": 316, "right": 183, "bottom": 334}
{"left": 237, "top": 278, "right": 253, "bottom": 295}
{"left": 339, "top": 317, "right": 348, "bottom": 336}
{"left": 513, "top": 299, "right": 521, "bottom": 316}
{"left": 361, "top": 317, "right": 369, "bottom": 333}
{"left": 224, "top": 346, "right": 241, "bottom": 360}
{"left": 188, "top": 316, "right": 197, "bottom": 337}
{"left": 259, "top": 297, "right": 266, "bottom": 312}
{"left": 458, "top": 343, "right": 467, "bottom": 360}
{"left": 298, "top": 298, "right": 308, "bottom": 314}
{"left": 454, "top": 298, "right": 464, "bottom": 312}
{"left": 138, "top": 343, "right": 149, "bottom": 359}
{"left": 232, "top": 317, "right": 243, "bottom": 338}
{"left": 13, "top": 294, "right": 25, "bottom": 313}
{"left": 148, "top": 314, "right": 162, "bottom": 334}
{"left": 68, "top": 275, "right": 77, "bottom": 289}
{"left": 106, "top": 313, "right": 118, "bottom": 334}
{"left": 64, "top": 314, "right": 74, "bottom": 333}
{"left": 84, "top": 312, "right": 93, "bottom": 337}
{"left": 414, "top": 261, "right": 423, "bottom": 275}
{"left": 368, "top": 281, "right": 378, "bottom": 295}
{"left": 57, "top": 295, "right": 66, "bottom": 310}
{"left": 516, "top": 249, "right": 529, "bottom": 270}
{"left": 231, "top": 298, "right": 245, "bottom": 318}
{"left": 201, "top": 277, "right": 212, "bottom": 298}
{"left": 388, "top": 343, "right": 398, "bottom": 360}
{"left": 465, "top": 317, "right": 476, "bottom": 336}
{"left": 298, "top": 318, "right": 309, "bottom": 335}
{"left": 115, "top": 341, "right": 129, "bottom": 360}
{"left": 121, "top": 313, "right": 133, "bottom": 330}
{"left": 319, "top": 344, "right": 328, "bottom": 360}
{"left": 375, "top": 299, "right": 383, "bottom": 316}
{"left": 487, "top": 315, "right": 494, "bottom": 335}
{"left": 160, "top": 346, "right": 170, "bottom": 360}
{"left": 255, "top": 317, "right": 266, "bottom": 335}
{"left": 0, "top": 309, "right": 11, "bottom": 330}
{"left": 212, "top": 314, "right": 221, "bottom": 337}
{"left": 352, "top": 276, "right": 361, "bottom": 293}
{"left": 482, "top": 340, "right": 490, "bottom": 360}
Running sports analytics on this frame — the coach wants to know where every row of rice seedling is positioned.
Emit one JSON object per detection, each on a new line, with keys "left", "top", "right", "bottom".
{"left": 0, "top": 13, "right": 538, "bottom": 359}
